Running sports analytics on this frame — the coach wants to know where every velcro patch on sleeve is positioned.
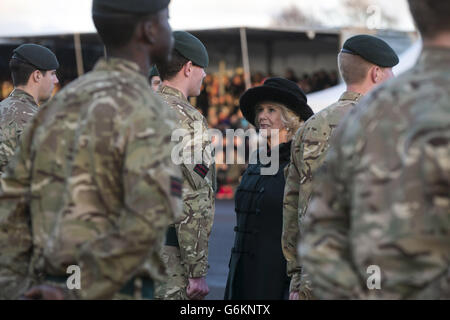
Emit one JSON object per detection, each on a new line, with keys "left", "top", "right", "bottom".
{"left": 170, "top": 176, "right": 182, "bottom": 198}
{"left": 194, "top": 164, "right": 209, "bottom": 179}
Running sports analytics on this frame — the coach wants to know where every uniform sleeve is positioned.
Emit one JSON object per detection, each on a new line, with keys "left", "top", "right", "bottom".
{"left": 0, "top": 105, "right": 35, "bottom": 173}
{"left": 284, "top": 118, "right": 336, "bottom": 298}
{"left": 73, "top": 108, "right": 183, "bottom": 300}
{"left": 294, "top": 117, "right": 335, "bottom": 297}
{"left": 299, "top": 120, "right": 364, "bottom": 299}
{"left": 411, "top": 123, "right": 450, "bottom": 299}
{"left": 281, "top": 127, "right": 303, "bottom": 290}
{"left": 0, "top": 121, "right": 35, "bottom": 299}
{"left": 176, "top": 120, "right": 215, "bottom": 278}
{"left": 387, "top": 118, "right": 449, "bottom": 300}
{"left": 0, "top": 124, "right": 18, "bottom": 173}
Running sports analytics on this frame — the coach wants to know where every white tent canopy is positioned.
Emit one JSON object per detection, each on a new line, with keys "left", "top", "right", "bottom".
{"left": 0, "top": 1, "right": 95, "bottom": 38}
{"left": 0, "top": 0, "right": 416, "bottom": 38}
{"left": 0, "top": 0, "right": 338, "bottom": 38}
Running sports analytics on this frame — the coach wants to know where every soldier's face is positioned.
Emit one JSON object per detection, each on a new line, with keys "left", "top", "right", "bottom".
{"left": 189, "top": 66, "right": 206, "bottom": 97}
{"left": 150, "top": 8, "right": 173, "bottom": 67}
{"left": 150, "top": 75, "right": 161, "bottom": 92}
{"left": 38, "top": 69, "right": 59, "bottom": 103}
{"left": 382, "top": 68, "right": 395, "bottom": 81}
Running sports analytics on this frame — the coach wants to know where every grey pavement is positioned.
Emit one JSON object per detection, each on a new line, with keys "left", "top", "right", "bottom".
{"left": 205, "top": 199, "right": 235, "bottom": 300}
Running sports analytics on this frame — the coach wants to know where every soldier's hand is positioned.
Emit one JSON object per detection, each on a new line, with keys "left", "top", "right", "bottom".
{"left": 20, "top": 285, "right": 65, "bottom": 300}
{"left": 289, "top": 291, "right": 300, "bottom": 300}
{"left": 186, "top": 277, "right": 209, "bottom": 300}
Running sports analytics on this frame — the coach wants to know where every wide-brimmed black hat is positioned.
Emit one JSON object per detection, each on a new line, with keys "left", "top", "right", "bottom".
{"left": 239, "top": 77, "right": 314, "bottom": 126}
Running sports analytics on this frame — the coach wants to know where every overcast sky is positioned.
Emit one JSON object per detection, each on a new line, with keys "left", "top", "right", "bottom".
{"left": 0, "top": 0, "right": 415, "bottom": 37}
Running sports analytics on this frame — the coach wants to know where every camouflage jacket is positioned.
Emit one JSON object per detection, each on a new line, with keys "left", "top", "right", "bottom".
{"left": 0, "top": 89, "right": 38, "bottom": 173}
{"left": 300, "top": 47, "right": 450, "bottom": 299}
{"left": 282, "top": 91, "right": 362, "bottom": 296}
{"left": 0, "top": 58, "right": 183, "bottom": 300}
{"left": 158, "top": 85, "right": 216, "bottom": 278}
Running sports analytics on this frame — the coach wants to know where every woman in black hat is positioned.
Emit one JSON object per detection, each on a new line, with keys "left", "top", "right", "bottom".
{"left": 224, "top": 77, "right": 314, "bottom": 300}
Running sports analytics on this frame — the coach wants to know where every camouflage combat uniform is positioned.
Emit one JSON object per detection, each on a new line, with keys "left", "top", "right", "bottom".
{"left": 0, "top": 58, "right": 182, "bottom": 300}
{"left": 282, "top": 91, "right": 362, "bottom": 298}
{"left": 0, "top": 89, "right": 38, "bottom": 173}
{"left": 155, "top": 85, "right": 215, "bottom": 300}
{"left": 299, "top": 47, "right": 450, "bottom": 299}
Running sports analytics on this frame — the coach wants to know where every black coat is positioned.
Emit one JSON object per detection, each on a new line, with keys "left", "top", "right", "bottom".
{"left": 224, "top": 141, "right": 291, "bottom": 300}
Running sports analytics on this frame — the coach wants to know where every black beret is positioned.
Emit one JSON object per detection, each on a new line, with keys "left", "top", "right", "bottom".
{"left": 341, "top": 35, "right": 399, "bottom": 68}
{"left": 240, "top": 77, "right": 314, "bottom": 127}
{"left": 148, "top": 65, "right": 160, "bottom": 78}
{"left": 12, "top": 44, "right": 59, "bottom": 70}
{"left": 173, "top": 31, "right": 209, "bottom": 68}
{"left": 92, "top": 0, "right": 170, "bottom": 16}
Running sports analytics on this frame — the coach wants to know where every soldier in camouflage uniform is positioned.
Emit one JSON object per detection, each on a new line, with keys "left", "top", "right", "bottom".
{"left": 0, "top": 44, "right": 59, "bottom": 173}
{"left": 149, "top": 65, "right": 162, "bottom": 92}
{"left": 0, "top": 0, "right": 182, "bottom": 300}
{"left": 299, "top": 0, "right": 450, "bottom": 299}
{"left": 282, "top": 35, "right": 399, "bottom": 300}
{"left": 155, "top": 31, "right": 216, "bottom": 300}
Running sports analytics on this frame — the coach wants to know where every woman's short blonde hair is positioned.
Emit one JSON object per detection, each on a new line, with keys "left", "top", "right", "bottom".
{"left": 254, "top": 101, "right": 304, "bottom": 141}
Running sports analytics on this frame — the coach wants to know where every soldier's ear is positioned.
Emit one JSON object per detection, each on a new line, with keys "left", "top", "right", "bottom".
{"left": 141, "top": 18, "right": 157, "bottom": 45}
{"left": 183, "top": 61, "right": 193, "bottom": 78}
{"left": 29, "top": 70, "right": 42, "bottom": 84}
{"left": 369, "top": 66, "right": 380, "bottom": 84}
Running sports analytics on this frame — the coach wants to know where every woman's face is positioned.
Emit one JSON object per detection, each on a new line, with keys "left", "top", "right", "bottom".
{"left": 256, "top": 102, "right": 285, "bottom": 132}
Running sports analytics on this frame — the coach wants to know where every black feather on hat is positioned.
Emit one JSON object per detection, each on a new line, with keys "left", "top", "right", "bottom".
{"left": 239, "top": 77, "right": 314, "bottom": 127}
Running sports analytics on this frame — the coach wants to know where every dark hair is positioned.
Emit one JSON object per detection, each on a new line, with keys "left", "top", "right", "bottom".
{"left": 93, "top": 13, "right": 155, "bottom": 48}
{"left": 9, "top": 58, "right": 45, "bottom": 87}
{"left": 157, "top": 49, "right": 189, "bottom": 81}
{"left": 408, "top": 0, "right": 450, "bottom": 38}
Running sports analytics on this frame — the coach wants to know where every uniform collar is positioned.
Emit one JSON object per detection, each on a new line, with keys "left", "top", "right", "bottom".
{"left": 159, "top": 85, "right": 189, "bottom": 102}
{"left": 94, "top": 57, "right": 144, "bottom": 78}
{"left": 9, "top": 88, "right": 38, "bottom": 106}
{"left": 418, "top": 46, "right": 450, "bottom": 70}
{"left": 338, "top": 91, "right": 363, "bottom": 102}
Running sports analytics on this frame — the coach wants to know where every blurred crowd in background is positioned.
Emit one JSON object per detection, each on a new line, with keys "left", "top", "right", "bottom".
{"left": 193, "top": 67, "right": 338, "bottom": 198}
{"left": 0, "top": 67, "right": 338, "bottom": 199}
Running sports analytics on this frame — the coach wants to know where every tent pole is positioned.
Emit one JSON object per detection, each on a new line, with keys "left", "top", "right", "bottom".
{"left": 219, "top": 60, "right": 226, "bottom": 97}
{"left": 240, "top": 27, "right": 251, "bottom": 90}
{"left": 73, "top": 33, "right": 84, "bottom": 76}
{"left": 266, "top": 40, "right": 273, "bottom": 77}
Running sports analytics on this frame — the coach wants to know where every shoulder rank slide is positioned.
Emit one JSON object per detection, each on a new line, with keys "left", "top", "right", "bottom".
{"left": 194, "top": 164, "right": 209, "bottom": 179}
{"left": 170, "top": 176, "right": 182, "bottom": 198}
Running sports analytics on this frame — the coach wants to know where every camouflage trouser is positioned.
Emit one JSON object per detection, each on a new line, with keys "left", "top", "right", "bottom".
{"left": 154, "top": 245, "right": 189, "bottom": 300}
